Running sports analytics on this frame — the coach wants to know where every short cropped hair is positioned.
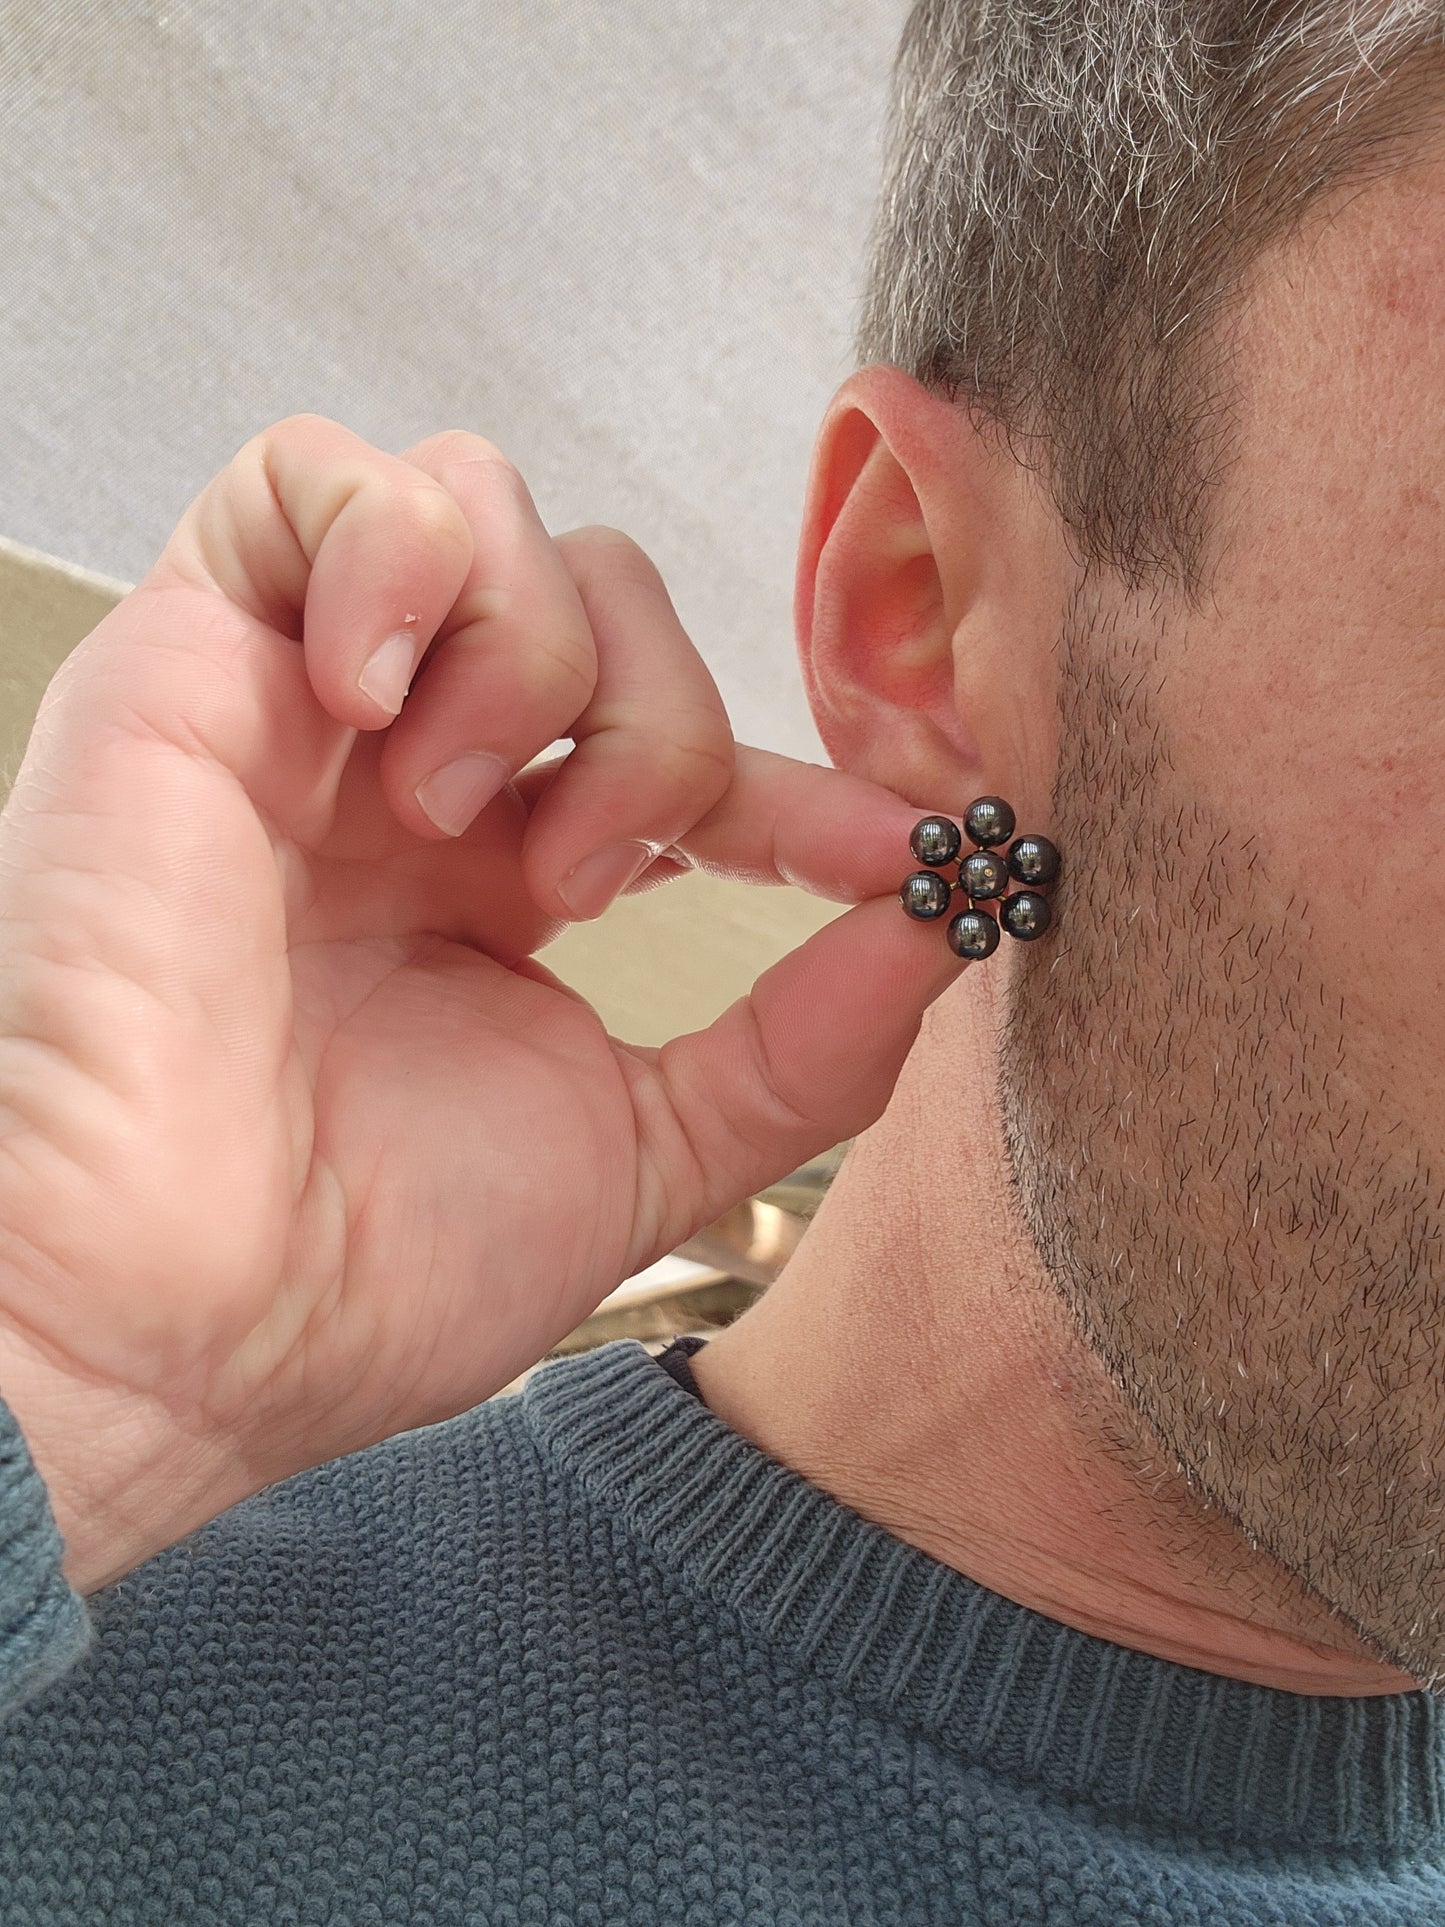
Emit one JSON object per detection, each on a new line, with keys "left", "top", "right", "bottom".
{"left": 856, "top": 2, "right": 1445, "bottom": 590}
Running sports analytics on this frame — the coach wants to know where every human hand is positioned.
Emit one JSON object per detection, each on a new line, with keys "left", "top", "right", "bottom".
{"left": 0, "top": 417, "right": 967, "bottom": 1592}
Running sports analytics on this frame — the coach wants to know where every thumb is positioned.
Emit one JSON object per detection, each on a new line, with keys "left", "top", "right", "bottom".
{"left": 632, "top": 887, "right": 971, "bottom": 1259}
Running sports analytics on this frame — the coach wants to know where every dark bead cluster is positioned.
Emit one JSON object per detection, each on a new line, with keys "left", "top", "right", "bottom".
{"left": 900, "top": 795, "right": 1061, "bottom": 959}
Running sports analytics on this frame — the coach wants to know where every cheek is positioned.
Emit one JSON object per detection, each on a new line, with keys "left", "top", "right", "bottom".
{"left": 1166, "top": 607, "right": 1445, "bottom": 1127}
{"left": 1176, "top": 329, "right": 1445, "bottom": 967}
{"left": 1201, "top": 173, "right": 1445, "bottom": 909}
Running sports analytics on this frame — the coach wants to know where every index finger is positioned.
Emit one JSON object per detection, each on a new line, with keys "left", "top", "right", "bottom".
{"left": 511, "top": 741, "right": 967, "bottom": 908}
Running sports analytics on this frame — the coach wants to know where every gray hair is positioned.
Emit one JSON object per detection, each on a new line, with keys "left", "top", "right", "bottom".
{"left": 856, "top": 2, "right": 1445, "bottom": 589}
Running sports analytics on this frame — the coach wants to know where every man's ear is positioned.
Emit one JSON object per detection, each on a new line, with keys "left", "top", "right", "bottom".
{"left": 794, "top": 363, "right": 1070, "bottom": 818}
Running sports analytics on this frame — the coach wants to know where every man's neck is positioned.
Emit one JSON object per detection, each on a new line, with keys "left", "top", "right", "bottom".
{"left": 688, "top": 968, "right": 1420, "bottom": 1698}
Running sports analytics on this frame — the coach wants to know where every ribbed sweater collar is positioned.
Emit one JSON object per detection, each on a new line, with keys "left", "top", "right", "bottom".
{"left": 520, "top": 1338, "right": 1445, "bottom": 1858}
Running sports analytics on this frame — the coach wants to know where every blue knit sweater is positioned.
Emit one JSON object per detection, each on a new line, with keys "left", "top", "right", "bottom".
{"left": 3, "top": 1338, "right": 1445, "bottom": 1924}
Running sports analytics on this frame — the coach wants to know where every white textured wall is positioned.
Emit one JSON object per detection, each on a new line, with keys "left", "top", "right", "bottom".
{"left": 2, "top": 0, "right": 906, "bottom": 763}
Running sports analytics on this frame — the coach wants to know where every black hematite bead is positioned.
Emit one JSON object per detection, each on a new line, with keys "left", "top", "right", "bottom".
{"left": 1006, "top": 834, "right": 1061, "bottom": 889}
{"left": 909, "top": 816, "right": 963, "bottom": 867}
{"left": 959, "top": 850, "right": 1009, "bottom": 900}
{"left": 900, "top": 871, "right": 953, "bottom": 920}
{"left": 1000, "top": 890, "right": 1053, "bottom": 941}
{"left": 947, "top": 907, "right": 1001, "bottom": 960}
{"left": 963, "top": 796, "right": 1016, "bottom": 849}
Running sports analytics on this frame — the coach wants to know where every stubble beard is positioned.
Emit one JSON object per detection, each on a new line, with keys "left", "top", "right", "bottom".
{"left": 995, "top": 582, "right": 1445, "bottom": 1691}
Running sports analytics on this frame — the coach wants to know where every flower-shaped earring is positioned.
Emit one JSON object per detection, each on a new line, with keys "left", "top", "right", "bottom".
{"left": 899, "top": 796, "right": 1060, "bottom": 960}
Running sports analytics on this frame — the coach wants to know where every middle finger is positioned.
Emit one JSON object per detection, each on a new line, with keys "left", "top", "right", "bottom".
{"left": 378, "top": 438, "right": 737, "bottom": 933}
{"left": 377, "top": 429, "right": 599, "bottom": 843}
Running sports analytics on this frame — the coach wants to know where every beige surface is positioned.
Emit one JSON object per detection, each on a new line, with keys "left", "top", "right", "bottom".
{"left": 0, "top": 535, "right": 843, "bottom": 1048}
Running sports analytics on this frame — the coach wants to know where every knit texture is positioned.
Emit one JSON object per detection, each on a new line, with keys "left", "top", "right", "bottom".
{"left": 3, "top": 1338, "right": 1445, "bottom": 1925}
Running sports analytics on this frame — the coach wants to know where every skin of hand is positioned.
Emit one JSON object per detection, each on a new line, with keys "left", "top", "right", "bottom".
{"left": 0, "top": 417, "right": 970, "bottom": 1596}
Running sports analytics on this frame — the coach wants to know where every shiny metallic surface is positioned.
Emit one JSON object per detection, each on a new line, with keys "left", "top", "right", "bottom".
{"left": 1006, "top": 834, "right": 1061, "bottom": 888}
{"left": 960, "top": 850, "right": 1010, "bottom": 899}
{"left": 963, "top": 795, "right": 1016, "bottom": 849}
{"left": 947, "top": 907, "right": 1001, "bottom": 959}
{"left": 1000, "top": 890, "right": 1054, "bottom": 940}
{"left": 900, "top": 870, "right": 954, "bottom": 919}
{"left": 909, "top": 815, "right": 963, "bottom": 867}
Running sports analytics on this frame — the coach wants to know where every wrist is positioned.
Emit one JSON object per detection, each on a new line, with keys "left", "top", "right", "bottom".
{"left": 0, "top": 1330, "right": 237, "bottom": 1596}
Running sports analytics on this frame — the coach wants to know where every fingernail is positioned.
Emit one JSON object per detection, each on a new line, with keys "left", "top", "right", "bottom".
{"left": 358, "top": 630, "right": 422, "bottom": 715}
{"left": 558, "top": 840, "right": 653, "bottom": 919}
{"left": 414, "top": 752, "right": 512, "bottom": 836}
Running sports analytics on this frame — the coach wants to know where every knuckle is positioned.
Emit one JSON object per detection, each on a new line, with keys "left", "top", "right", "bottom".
{"left": 399, "top": 474, "right": 474, "bottom": 550}
{"left": 594, "top": 707, "right": 733, "bottom": 797}
{"left": 557, "top": 525, "right": 660, "bottom": 580}
{"left": 402, "top": 428, "right": 516, "bottom": 475}
{"left": 661, "top": 722, "right": 736, "bottom": 796}
{"left": 274, "top": 409, "right": 341, "bottom": 434}
{"left": 562, "top": 522, "right": 632, "bottom": 546}
{"left": 511, "top": 627, "right": 597, "bottom": 704}
{"left": 743, "top": 997, "right": 824, "bottom": 1140}
{"left": 379, "top": 472, "right": 475, "bottom": 566}
{"left": 253, "top": 411, "right": 346, "bottom": 455}
{"left": 225, "top": 416, "right": 328, "bottom": 497}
